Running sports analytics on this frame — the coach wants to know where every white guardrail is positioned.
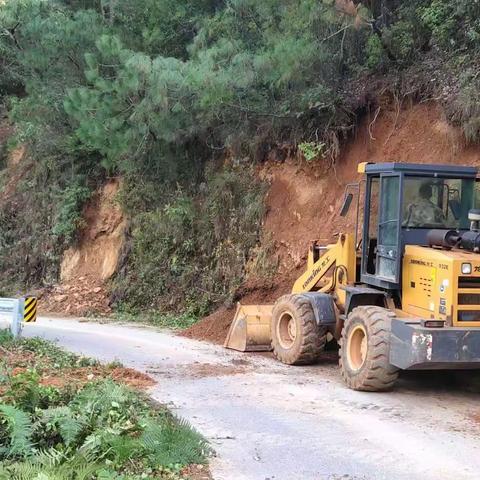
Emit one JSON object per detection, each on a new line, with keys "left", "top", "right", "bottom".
{"left": 0, "top": 297, "right": 37, "bottom": 337}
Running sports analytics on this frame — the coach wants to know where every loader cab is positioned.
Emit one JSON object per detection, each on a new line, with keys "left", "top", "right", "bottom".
{"left": 359, "top": 162, "right": 478, "bottom": 290}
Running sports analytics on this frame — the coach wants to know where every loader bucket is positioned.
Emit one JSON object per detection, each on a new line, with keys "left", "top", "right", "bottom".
{"left": 224, "top": 303, "right": 273, "bottom": 352}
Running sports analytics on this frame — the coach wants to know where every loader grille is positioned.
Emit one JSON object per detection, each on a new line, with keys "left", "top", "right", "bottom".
{"left": 457, "top": 277, "right": 480, "bottom": 322}
{"left": 458, "top": 310, "right": 480, "bottom": 322}
{"left": 458, "top": 293, "right": 480, "bottom": 305}
{"left": 458, "top": 276, "right": 480, "bottom": 288}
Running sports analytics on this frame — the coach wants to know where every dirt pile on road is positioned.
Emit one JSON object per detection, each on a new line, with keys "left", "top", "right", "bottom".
{"left": 41, "top": 178, "right": 125, "bottom": 316}
{"left": 39, "top": 275, "right": 112, "bottom": 316}
{"left": 182, "top": 308, "right": 233, "bottom": 344}
{"left": 182, "top": 282, "right": 292, "bottom": 344}
{"left": 184, "top": 101, "right": 480, "bottom": 344}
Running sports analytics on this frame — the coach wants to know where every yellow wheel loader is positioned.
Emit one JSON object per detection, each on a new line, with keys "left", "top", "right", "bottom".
{"left": 225, "top": 162, "right": 480, "bottom": 391}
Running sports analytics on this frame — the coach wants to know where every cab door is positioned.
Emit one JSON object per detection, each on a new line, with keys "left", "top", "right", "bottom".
{"left": 361, "top": 173, "right": 402, "bottom": 288}
{"left": 376, "top": 174, "right": 401, "bottom": 284}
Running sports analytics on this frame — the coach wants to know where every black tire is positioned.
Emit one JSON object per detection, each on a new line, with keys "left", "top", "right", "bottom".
{"left": 271, "top": 294, "right": 327, "bottom": 365}
{"left": 339, "top": 306, "right": 399, "bottom": 391}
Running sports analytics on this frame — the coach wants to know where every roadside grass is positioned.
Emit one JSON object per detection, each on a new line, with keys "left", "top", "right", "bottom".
{"left": 0, "top": 331, "right": 210, "bottom": 479}
{"left": 108, "top": 311, "right": 198, "bottom": 331}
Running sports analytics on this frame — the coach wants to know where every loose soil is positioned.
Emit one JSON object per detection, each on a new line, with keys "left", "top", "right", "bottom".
{"left": 41, "top": 179, "right": 125, "bottom": 316}
{"left": 0, "top": 120, "right": 124, "bottom": 316}
{"left": 185, "top": 101, "right": 480, "bottom": 344}
{"left": 0, "top": 145, "right": 31, "bottom": 203}
{"left": 39, "top": 275, "right": 112, "bottom": 317}
{"left": 181, "top": 282, "right": 292, "bottom": 344}
{"left": 17, "top": 101, "right": 480, "bottom": 345}
{"left": 40, "top": 365, "right": 155, "bottom": 390}
{"left": 0, "top": 347, "right": 155, "bottom": 391}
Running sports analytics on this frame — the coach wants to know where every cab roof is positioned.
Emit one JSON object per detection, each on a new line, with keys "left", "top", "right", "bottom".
{"left": 363, "top": 162, "right": 477, "bottom": 178}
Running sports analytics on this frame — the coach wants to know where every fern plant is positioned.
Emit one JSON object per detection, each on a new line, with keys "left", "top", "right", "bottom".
{"left": 140, "top": 417, "right": 209, "bottom": 467}
{"left": 0, "top": 454, "right": 101, "bottom": 479}
{"left": 0, "top": 404, "right": 33, "bottom": 458}
{"left": 0, "top": 337, "right": 210, "bottom": 477}
{"left": 39, "top": 407, "right": 85, "bottom": 448}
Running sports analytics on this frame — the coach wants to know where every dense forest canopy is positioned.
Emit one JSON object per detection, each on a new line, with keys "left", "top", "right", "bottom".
{"left": 0, "top": 0, "right": 479, "bottom": 314}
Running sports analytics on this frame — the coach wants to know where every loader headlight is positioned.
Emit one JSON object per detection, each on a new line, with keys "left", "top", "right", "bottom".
{"left": 462, "top": 263, "right": 472, "bottom": 274}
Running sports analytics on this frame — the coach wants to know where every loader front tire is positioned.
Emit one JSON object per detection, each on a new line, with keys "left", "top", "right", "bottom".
{"left": 339, "top": 306, "right": 399, "bottom": 391}
{"left": 271, "top": 295, "right": 327, "bottom": 365}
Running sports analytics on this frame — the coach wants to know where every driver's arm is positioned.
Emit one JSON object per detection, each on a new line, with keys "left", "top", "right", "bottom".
{"left": 433, "top": 204, "right": 447, "bottom": 224}
{"left": 403, "top": 203, "right": 419, "bottom": 227}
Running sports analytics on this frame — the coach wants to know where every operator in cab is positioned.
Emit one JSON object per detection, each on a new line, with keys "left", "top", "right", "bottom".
{"left": 404, "top": 181, "right": 447, "bottom": 227}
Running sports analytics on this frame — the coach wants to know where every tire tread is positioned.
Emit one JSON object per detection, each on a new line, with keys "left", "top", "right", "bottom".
{"left": 271, "top": 294, "right": 328, "bottom": 365}
{"left": 339, "top": 306, "right": 399, "bottom": 391}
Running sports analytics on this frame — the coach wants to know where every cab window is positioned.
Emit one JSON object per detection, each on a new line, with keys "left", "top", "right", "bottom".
{"left": 403, "top": 177, "right": 473, "bottom": 229}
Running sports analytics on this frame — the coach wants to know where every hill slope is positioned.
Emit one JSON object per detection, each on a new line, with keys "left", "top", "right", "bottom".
{"left": 183, "top": 101, "right": 480, "bottom": 343}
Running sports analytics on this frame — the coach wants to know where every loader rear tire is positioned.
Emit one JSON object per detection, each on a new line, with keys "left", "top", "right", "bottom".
{"left": 271, "top": 295, "right": 327, "bottom": 365}
{"left": 339, "top": 306, "right": 399, "bottom": 391}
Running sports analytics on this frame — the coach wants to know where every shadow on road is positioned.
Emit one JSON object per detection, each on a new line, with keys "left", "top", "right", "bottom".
{"left": 397, "top": 370, "right": 480, "bottom": 395}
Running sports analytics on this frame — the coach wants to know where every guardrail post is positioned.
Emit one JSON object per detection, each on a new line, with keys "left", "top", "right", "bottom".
{"left": 10, "top": 298, "right": 23, "bottom": 338}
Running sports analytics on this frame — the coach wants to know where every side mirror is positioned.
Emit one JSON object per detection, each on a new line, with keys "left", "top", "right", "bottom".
{"left": 449, "top": 198, "right": 461, "bottom": 220}
{"left": 339, "top": 193, "right": 353, "bottom": 217}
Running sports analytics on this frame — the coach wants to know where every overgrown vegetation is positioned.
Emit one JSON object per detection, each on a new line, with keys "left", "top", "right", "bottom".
{"left": 0, "top": 0, "right": 479, "bottom": 314}
{"left": 113, "top": 167, "right": 266, "bottom": 315}
{"left": 0, "top": 331, "right": 209, "bottom": 479}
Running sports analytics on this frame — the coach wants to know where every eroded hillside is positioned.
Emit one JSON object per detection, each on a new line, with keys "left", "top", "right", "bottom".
{"left": 183, "top": 101, "right": 480, "bottom": 342}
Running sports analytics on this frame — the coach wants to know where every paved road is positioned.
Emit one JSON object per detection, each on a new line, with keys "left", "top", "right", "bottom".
{"left": 24, "top": 317, "right": 480, "bottom": 480}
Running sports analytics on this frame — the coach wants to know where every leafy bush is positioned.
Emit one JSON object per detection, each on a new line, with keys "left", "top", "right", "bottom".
{"left": 299, "top": 142, "right": 326, "bottom": 162}
{"left": 52, "top": 184, "right": 91, "bottom": 245}
{"left": 365, "top": 35, "right": 386, "bottom": 70}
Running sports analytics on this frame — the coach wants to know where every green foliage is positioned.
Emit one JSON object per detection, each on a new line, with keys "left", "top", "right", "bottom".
{"left": 383, "top": 21, "right": 416, "bottom": 64}
{"left": 62, "top": 0, "right": 369, "bottom": 169}
{"left": 108, "top": 0, "right": 218, "bottom": 58}
{"left": 0, "top": 0, "right": 105, "bottom": 294}
{"left": 113, "top": 167, "right": 266, "bottom": 314}
{"left": 3, "top": 369, "right": 62, "bottom": 413}
{"left": 140, "top": 418, "right": 207, "bottom": 467}
{"left": 420, "top": 1, "right": 456, "bottom": 47}
{"left": 0, "top": 335, "right": 209, "bottom": 478}
{"left": 2, "top": 0, "right": 480, "bottom": 311}
{"left": 365, "top": 35, "right": 386, "bottom": 70}
{"left": 52, "top": 184, "right": 91, "bottom": 245}
{"left": 452, "top": 70, "right": 480, "bottom": 143}
{"left": 0, "top": 455, "right": 100, "bottom": 480}
{"left": 40, "top": 406, "right": 85, "bottom": 447}
{"left": 0, "top": 331, "right": 13, "bottom": 345}
{"left": 299, "top": 142, "right": 326, "bottom": 162}
{"left": 380, "top": 3, "right": 430, "bottom": 66}
{"left": 421, "top": 1, "right": 480, "bottom": 50}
